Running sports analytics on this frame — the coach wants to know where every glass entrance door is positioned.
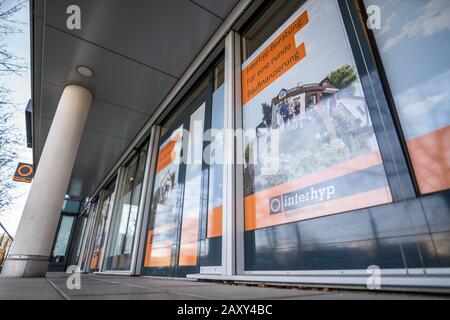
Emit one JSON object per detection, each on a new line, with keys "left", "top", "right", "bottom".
{"left": 49, "top": 214, "right": 77, "bottom": 272}
{"left": 144, "top": 97, "right": 207, "bottom": 277}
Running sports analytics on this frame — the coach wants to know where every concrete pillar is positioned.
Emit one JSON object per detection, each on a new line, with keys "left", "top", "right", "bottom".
{"left": 1, "top": 85, "right": 92, "bottom": 278}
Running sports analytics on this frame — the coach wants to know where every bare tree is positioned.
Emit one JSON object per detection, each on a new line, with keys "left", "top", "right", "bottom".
{"left": 0, "top": 0, "right": 27, "bottom": 214}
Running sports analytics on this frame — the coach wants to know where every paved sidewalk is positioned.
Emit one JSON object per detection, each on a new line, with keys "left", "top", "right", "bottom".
{"left": 0, "top": 273, "right": 448, "bottom": 300}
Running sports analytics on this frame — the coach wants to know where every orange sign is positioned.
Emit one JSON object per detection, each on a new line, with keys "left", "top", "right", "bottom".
{"left": 13, "top": 162, "right": 34, "bottom": 183}
{"left": 406, "top": 125, "right": 450, "bottom": 194}
{"left": 155, "top": 133, "right": 180, "bottom": 174}
{"left": 242, "top": 10, "right": 309, "bottom": 105}
{"left": 244, "top": 152, "right": 393, "bottom": 231}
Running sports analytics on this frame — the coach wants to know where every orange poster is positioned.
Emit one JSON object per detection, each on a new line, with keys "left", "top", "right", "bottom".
{"left": 242, "top": 10, "right": 309, "bottom": 105}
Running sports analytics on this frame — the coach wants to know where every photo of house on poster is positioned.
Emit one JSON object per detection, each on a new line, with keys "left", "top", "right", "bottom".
{"left": 144, "top": 128, "right": 183, "bottom": 267}
{"left": 241, "top": 0, "right": 393, "bottom": 231}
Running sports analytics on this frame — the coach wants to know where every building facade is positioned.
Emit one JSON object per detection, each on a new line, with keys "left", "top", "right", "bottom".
{"left": 2, "top": 0, "right": 450, "bottom": 291}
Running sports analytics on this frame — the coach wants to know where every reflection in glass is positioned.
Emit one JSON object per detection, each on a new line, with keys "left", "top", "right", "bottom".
{"left": 202, "top": 59, "right": 225, "bottom": 266}
{"left": 365, "top": 0, "right": 450, "bottom": 194}
{"left": 106, "top": 143, "right": 148, "bottom": 271}
{"left": 144, "top": 127, "right": 184, "bottom": 268}
{"left": 241, "top": 0, "right": 392, "bottom": 232}
{"left": 178, "top": 103, "right": 206, "bottom": 266}
{"left": 51, "top": 215, "right": 75, "bottom": 265}
{"left": 90, "top": 183, "right": 115, "bottom": 272}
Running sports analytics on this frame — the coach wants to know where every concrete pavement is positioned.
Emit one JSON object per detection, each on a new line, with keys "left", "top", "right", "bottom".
{"left": 0, "top": 273, "right": 448, "bottom": 300}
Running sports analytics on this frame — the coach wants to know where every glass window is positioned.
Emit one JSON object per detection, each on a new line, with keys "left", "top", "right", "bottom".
{"left": 105, "top": 143, "right": 148, "bottom": 271}
{"left": 178, "top": 103, "right": 206, "bottom": 266}
{"left": 242, "top": 0, "right": 306, "bottom": 61}
{"left": 160, "top": 77, "right": 209, "bottom": 137}
{"left": 144, "top": 126, "right": 184, "bottom": 269}
{"left": 144, "top": 56, "right": 225, "bottom": 274}
{"left": 72, "top": 216, "right": 87, "bottom": 265}
{"left": 241, "top": 0, "right": 392, "bottom": 232}
{"left": 364, "top": 0, "right": 450, "bottom": 194}
{"left": 89, "top": 183, "right": 115, "bottom": 272}
{"left": 80, "top": 200, "right": 97, "bottom": 270}
{"left": 51, "top": 215, "right": 76, "bottom": 265}
{"left": 202, "top": 60, "right": 225, "bottom": 266}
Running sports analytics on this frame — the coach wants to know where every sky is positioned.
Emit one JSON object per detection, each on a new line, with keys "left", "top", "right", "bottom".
{"left": 366, "top": 0, "right": 450, "bottom": 140}
{"left": 0, "top": 0, "right": 32, "bottom": 236}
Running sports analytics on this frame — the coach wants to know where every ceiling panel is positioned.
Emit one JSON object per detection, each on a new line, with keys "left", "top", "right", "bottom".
{"left": 191, "top": 0, "right": 239, "bottom": 19}
{"left": 41, "top": 26, "right": 177, "bottom": 115}
{"left": 43, "top": 0, "right": 224, "bottom": 77}
{"left": 84, "top": 99, "right": 148, "bottom": 141}
{"left": 39, "top": 81, "right": 148, "bottom": 141}
{"left": 78, "top": 129, "right": 130, "bottom": 159}
{"left": 69, "top": 150, "right": 119, "bottom": 195}
{"left": 32, "top": 0, "right": 235, "bottom": 197}
{"left": 38, "top": 117, "right": 129, "bottom": 162}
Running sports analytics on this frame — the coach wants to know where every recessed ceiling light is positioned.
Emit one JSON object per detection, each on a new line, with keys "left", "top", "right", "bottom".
{"left": 76, "top": 65, "right": 94, "bottom": 78}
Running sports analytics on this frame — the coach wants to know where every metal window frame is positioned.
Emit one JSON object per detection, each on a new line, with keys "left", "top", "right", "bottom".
{"left": 99, "top": 166, "right": 127, "bottom": 273}
{"left": 78, "top": 190, "right": 104, "bottom": 273}
{"left": 222, "top": 32, "right": 237, "bottom": 276}
{"left": 222, "top": 31, "right": 245, "bottom": 276}
{"left": 98, "top": 139, "right": 152, "bottom": 275}
{"left": 337, "top": 0, "right": 416, "bottom": 201}
{"left": 98, "top": 172, "right": 122, "bottom": 273}
{"left": 134, "top": 126, "right": 160, "bottom": 275}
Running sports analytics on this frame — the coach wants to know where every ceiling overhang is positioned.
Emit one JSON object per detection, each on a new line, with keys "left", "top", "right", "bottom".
{"left": 31, "top": 0, "right": 239, "bottom": 197}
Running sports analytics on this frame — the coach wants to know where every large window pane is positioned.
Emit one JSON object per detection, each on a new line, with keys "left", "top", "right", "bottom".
{"left": 144, "top": 127, "right": 184, "bottom": 269}
{"left": 51, "top": 215, "right": 75, "bottom": 265}
{"left": 89, "top": 183, "right": 115, "bottom": 272}
{"left": 106, "top": 143, "right": 148, "bottom": 271}
{"left": 178, "top": 103, "right": 206, "bottom": 266}
{"left": 202, "top": 60, "right": 225, "bottom": 266}
{"left": 241, "top": 0, "right": 392, "bottom": 233}
{"left": 365, "top": 0, "right": 450, "bottom": 194}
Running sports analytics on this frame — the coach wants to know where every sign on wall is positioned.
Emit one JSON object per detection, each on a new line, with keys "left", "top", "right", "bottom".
{"left": 241, "top": 0, "right": 393, "bottom": 231}
{"left": 13, "top": 162, "right": 34, "bottom": 183}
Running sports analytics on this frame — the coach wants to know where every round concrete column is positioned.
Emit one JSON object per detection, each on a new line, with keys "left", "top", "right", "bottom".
{"left": 1, "top": 85, "right": 92, "bottom": 278}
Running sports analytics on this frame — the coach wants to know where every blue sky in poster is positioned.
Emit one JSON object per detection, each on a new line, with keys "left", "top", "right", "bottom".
{"left": 367, "top": 0, "right": 450, "bottom": 140}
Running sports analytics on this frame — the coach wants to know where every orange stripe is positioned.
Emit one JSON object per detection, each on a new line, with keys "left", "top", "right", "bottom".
{"left": 207, "top": 206, "right": 222, "bottom": 238}
{"left": 13, "top": 177, "right": 31, "bottom": 183}
{"left": 406, "top": 126, "right": 450, "bottom": 194}
{"left": 245, "top": 151, "right": 387, "bottom": 231}
{"left": 245, "top": 187, "right": 392, "bottom": 231}
{"left": 156, "top": 132, "right": 180, "bottom": 174}
{"left": 89, "top": 247, "right": 103, "bottom": 270}
{"left": 144, "top": 229, "right": 173, "bottom": 267}
{"left": 178, "top": 217, "right": 199, "bottom": 266}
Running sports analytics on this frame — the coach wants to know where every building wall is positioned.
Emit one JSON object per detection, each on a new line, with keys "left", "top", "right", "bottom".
{"left": 74, "top": 0, "right": 450, "bottom": 287}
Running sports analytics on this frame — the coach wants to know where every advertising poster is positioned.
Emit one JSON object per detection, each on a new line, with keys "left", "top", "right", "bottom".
{"left": 144, "top": 127, "right": 183, "bottom": 267}
{"left": 366, "top": 0, "right": 450, "bottom": 194}
{"left": 242, "top": 0, "right": 393, "bottom": 231}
